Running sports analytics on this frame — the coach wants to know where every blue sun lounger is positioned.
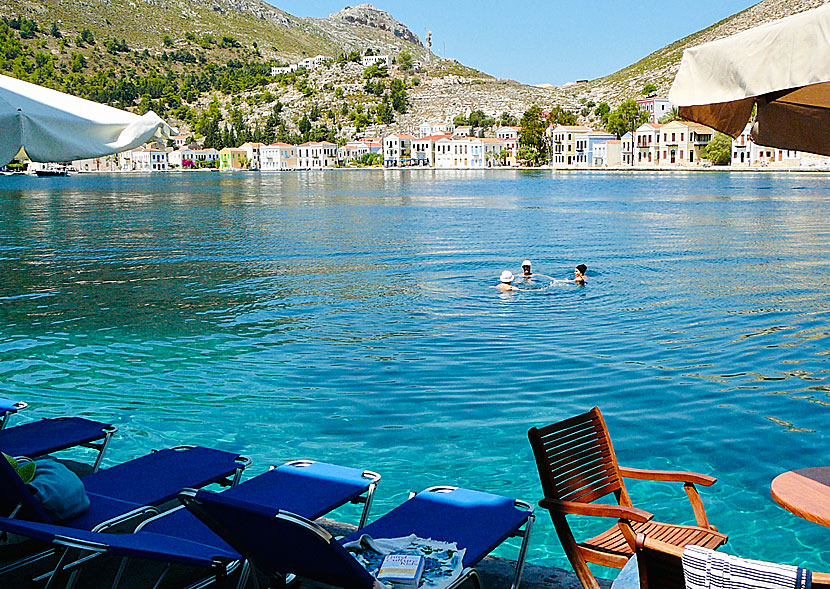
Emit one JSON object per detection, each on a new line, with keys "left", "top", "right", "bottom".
{"left": 181, "top": 484, "right": 535, "bottom": 589}
{"left": 0, "top": 399, "right": 118, "bottom": 472}
{"left": 0, "top": 460, "right": 381, "bottom": 589}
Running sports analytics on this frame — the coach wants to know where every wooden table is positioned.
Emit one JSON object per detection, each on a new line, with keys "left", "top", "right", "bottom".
{"left": 771, "top": 467, "right": 830, "bottom": 527}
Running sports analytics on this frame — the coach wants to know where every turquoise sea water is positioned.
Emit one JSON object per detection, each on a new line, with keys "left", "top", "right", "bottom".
{"left": 2, "top": 170, "right": 830, "bottom": 577}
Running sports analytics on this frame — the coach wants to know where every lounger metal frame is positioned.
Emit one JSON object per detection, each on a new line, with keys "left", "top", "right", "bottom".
{"left": 0, "top": 401, "right": 27, "bottom": 430}
{"left": 0, "top": 449, "right": 251, "bottom": 585}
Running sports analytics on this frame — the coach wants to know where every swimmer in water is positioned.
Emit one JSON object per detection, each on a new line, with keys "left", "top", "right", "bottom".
{"left": 496, "top": 270, "right": 525, "bottom": 292}
{"left": 573, "top": 264, "right": 587, "bottom": 284}
{"left": 519, "top": 259, "right": 554, "bottom": 281}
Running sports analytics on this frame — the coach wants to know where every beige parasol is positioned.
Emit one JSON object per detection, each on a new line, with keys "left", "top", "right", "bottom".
{"left": 0, "top": 74, "right": 174, "bottom": 167}
{"left": 668, "top": 4, "right": 830, "bottom": 155}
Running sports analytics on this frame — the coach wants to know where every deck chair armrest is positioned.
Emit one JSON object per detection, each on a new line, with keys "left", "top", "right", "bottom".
{"left": 538, "top": 498, "right": 653, "bottom": 522}
{"left": 619, "top": 466, "right": 717, "bottom": 486}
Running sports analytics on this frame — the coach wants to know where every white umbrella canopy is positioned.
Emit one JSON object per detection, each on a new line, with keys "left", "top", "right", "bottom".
{"left": 669, "top": 4, "right": 830, "bottom": 156}
{"left": 0, "top": 73, "right": 175, "bottom": 167}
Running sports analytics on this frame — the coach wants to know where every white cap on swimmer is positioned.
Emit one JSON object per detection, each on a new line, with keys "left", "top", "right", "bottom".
{"left": 522, "top": 260, "right": 532, "bottom": 268}
{"left": 500, "top": 270, "right": 514, "bottom": 283}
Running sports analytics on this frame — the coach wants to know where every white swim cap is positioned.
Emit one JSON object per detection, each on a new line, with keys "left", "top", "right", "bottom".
{"left": 500, "top": 270, "right": 514, "bottom": 283}
{"left": 522, "top": 260, "right": 532, "bottom": 267}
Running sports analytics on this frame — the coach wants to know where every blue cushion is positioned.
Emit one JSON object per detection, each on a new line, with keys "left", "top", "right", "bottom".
{"left": 28, "top": 458, "right": 90, "bottom": 521}
{"left": 0, "top": 417, "right": 110, "bottom": 458}
{"left": 343, "top": 488, "right": 530, "bottom": 567}
{"left": 82, "top": 447, "right": 241, "bottom": 505}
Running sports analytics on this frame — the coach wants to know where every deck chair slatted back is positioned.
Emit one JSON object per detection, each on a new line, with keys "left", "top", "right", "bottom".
{"left": 528, "top": 407, "right": 625, "bottom": 504}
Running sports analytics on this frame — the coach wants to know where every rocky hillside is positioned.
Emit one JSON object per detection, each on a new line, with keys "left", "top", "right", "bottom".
{"left": 582, "top": 0, "right": 829, "bottom": 106}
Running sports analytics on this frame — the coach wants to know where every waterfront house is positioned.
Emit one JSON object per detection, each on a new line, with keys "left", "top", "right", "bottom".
{"left": 239, "top": 142, "right": 265, "bottom": 170}
{"left": 636, "top": 96, "right": 674, "bottom": 124}
{"left": 361, "top": 55, "right": 390, "bottom": 68}
{"left": 410, "top": 134, "right": 447, "bottom": 167}
{"left": 481, "top": 138, "right": 506, "bottom": 167}
{"left": 621, "top": 132, "right": 634, "bottom": 165}
{"left": 658, "top": 121, "right": 714, "bottom": 166}
{"left": 261, "top": 143, "right": 298, "bottom": 170}
{"left": 593, "top": 140, "right": 622, "bottom": 167}
{"left": 167, "top": 147, "right": 219, "bottom": 169}
{"left": 496, "top": 126, "right": 520, "bottom": 165}
{"left": 585, "top": 131, "right": 617, "bottom": 166}
{"left": 297, "top": 141, "right": 337, "bottom": 168}
{"left": 433, "top": 136, "right": 454, "bottom": 168}
{"left": 634, "top": 123, "right": 664, "bottom": 166}
{"left": 418, "top": 122, "right": 454, "bottom": 138}
{"left": 383, "top": 133, "right": 415, "bottom": 167}
{"left": 131, "top": 146, "right": 169, "bottom": 171}
{"left": 548, "top": 125, "right": 592, "bottom": 166}
{"left": 338, "top": 143, "right": 368, "bottom": 166}
{"left": 219, "top": 147, "right": 248, "bottom": 170}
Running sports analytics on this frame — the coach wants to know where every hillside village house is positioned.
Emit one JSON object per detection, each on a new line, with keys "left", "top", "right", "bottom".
{"left": 384, "top": 133, "right": 415, "bottom": 167}
{"left": 361, "top": 55, "right": 390, "bottom": 67}
{"left": 298, "top": 55, "right": 329, "bottom": 69}
{"left": 593, "top": 140, "right": 622, "bottom": 167}
{"left": 454, "top": 125, "right": 473, "bottom": 137}
{"left": 418, "top": 122, "right": 454, "bottom": 138}
{"left": 170, "top": 134, "right": 192, "bottom": 148}
{"left": 271, "top": 64, "right": 298, "bottom": 76}
{"left": 297, "top": 141, "right": 337, "bottom": 168}
{"left": 260, "top": 143, "right": 298, "bottom": 170}
{"left": 636, "top": 97, "right": 674, "bottom": 124}
{"left": 219, "top": 147, "right": 248, "bottom": 170}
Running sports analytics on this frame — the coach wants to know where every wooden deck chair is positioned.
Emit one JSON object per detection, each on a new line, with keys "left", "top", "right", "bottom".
{"left": 527, "top": 407, "right": 727, "bottom": 589}
{"left": 635, "top": 534, "right": 830, "bottom": 589}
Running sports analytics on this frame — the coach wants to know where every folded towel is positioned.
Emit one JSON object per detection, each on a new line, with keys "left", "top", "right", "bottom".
{"left": 682, "top": 545, "right": 811, "bottom": 589}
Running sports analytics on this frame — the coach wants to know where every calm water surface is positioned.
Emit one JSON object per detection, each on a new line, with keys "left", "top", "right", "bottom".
{"left": 2, "top": 170, "right": 830, "bottom": 577}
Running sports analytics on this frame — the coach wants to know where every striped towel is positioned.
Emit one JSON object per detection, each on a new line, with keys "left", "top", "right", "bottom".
{"left": 682, "top": 546, "right": 811, "bottom": 589}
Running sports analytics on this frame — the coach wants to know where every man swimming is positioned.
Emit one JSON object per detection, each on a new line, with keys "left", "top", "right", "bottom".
{"left": 519, "top": 260, "right": 554, "bottom": 281}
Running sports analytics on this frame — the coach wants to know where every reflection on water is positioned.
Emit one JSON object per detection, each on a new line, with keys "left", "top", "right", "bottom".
{"left": 2, "top": 170, "right": 830, "bottom": 575}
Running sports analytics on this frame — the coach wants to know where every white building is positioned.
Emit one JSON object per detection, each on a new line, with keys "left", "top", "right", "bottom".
{"left": 261, "top": 143, "right": 297, "bottom": 170}
{"left": 271, "top": 64, "right": 298, "bottom": 76}
{"left": 298, "top": 55, "right": 329, "bottom": 70}
{"left": 239, "top": 142, "right": 265, "bottom": 170}
{"left": 636, "top": 97, "right": 675, "bottom": 124}
{"left": 383, "top": 133, "right": 415, "bottom": 167}
{"left": 131, "top": 147, "right": 169, "bottom": 171}
{"left": 297, "top": 141, "right": 337, "bottom": 168}
{"left": 454, "top": 125, "right": 473, "bottom": 137}
{"left": 433, "top": 137, "right": 504, "bottom": 168}
{"left": 419, "top": 122, "right": 454, "bottom": 138}
{"left": 362, "top": 55, "right": 390, "bottom": 68}
{"left": 338, "top": 141, "right": 370, "bottom": 165}
{"left": 593, "top": 140, "right": 622, "bottom": 167}
{"left": 634, "top": 123, "right": 664, "bottom": 166}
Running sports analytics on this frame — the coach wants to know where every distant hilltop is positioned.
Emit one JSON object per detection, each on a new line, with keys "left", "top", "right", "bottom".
{"left": 328, "top": 4, "right": 423, "bottom": 46}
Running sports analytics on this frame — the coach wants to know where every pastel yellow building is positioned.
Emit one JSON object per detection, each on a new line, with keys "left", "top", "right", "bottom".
{"left": 219, "top": 147, "right": 249, "bottom": 171}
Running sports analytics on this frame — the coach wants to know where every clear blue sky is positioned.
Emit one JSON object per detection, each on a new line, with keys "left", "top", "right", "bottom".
{"left": 268, "top": 0, "right": 759, "bottom": 85}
